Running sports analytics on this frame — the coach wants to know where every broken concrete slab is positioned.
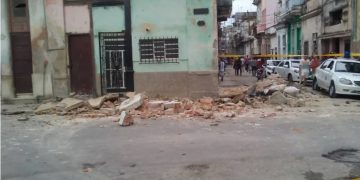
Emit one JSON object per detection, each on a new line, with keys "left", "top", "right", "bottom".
{"left": 284, "top": 86, "right": 300, "bottom": 97}
{"left": 104, "top": 93, "right": 119, "bottom": 100}
{"left": 147, "top": 101, "right": 165, "bottom": 109}
{"left": 119, "top": 111, "right": 134, "bottom": 126}
{"left": 164, "top": 101, "right": 181, "bottom": 109}
{"left": 59, "top": 98, "right": 85, "bottom": 111}
{"left": 269, "top": 92, "right": 288, "bottom": 105}
{"left": 88, "top": 96, "right": 106, "bottom": 109}
{"left": 125, "top": 92, "right": 136, "bottom": 99}
{"left": 117, "top": 94, "right": 144, "bottom": 112}
{"left": 34, "top": 102, "right": 57, "bottom": 115}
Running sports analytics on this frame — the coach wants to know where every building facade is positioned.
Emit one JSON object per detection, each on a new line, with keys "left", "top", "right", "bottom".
{"left": 320, "top": 0, "right": 352, "bottom": 55}
{"left": 351, "top": 0, "right": 360, "bottom": 53}
{"left": 300, "top": 0, "right": 322, "bottom": 56}
{"left": 1, "top": 0, "right": 232, "bottom": 101}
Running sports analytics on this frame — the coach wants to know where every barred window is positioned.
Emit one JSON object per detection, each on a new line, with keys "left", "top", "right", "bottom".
{"left": 139, "top": 38, "right": 179, "bottom": 64}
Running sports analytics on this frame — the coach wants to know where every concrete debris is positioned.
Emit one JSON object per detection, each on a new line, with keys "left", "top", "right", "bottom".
{"left": 125, "top": 92, "right": 136, "bottom": 99}
{"left": 288, "top": 98, "right": 306, "bottom": 107}
{"left": 147, "top": 101, "right": 165, "bottom": 109}
{"left": 199, "top": 97, "right": 214, "bottom": 105}
{"left": 59, "top": 98, "right": 85, "bottom": 111}
{"left": 284, "top": 86, "right": 300, "bottom": 97}
{"left": 119, "top": 111, "right": 134, "bottom": 126}
{"left": 221, "top": 98, "right": 232, "bottom": 103}
{"left": 117, "top": 94, "right": 144, "bottom": 112}
{"left": 237, "top": 101, "right": 246, "bottom": 107}
{"left": 104, "top": 93, "right": 119, "bottom": 101}
{"left": 219, "top": 87, "right": 248, "bottom": 98}
{"left": 269, "top": 92, "right": 288, "bottom": 105}
{"left": 275, "top": 106, "right": 283, "bottom": 111}
{"left": 34, "top": 102, "right": 57, "bottom": 115}
{"left": 88, "top": 96, "right": 106, "bottom": 109}
{"left": 164, "top": 101, "right": 181, "bottom": 109}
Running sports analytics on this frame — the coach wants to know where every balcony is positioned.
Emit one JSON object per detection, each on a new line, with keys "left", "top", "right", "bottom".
{"left": 217, "top": 0, "right": 232, "bottom": 21}
{"left": 278, "top": 4, "right": 303, "bottom": 23}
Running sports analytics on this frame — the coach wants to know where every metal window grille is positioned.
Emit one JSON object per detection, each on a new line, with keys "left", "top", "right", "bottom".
{"left": 139, "top": 37, "right": 179, "bottom": 64}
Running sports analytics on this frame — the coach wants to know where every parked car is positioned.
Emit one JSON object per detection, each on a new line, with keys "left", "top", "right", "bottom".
{"left": 264, "top": 60, "right": 281, "bottom": 76}
{"left": 312, "top": 58, "right": 360, "bottom": 98}
{"left": 274, "top": 59, "right": 301, "bottom": 82}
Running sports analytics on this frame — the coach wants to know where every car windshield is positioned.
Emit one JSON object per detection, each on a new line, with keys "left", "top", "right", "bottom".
{"left": 335, "top": 61, "right": 360, "bottom": 73}
{"left": 291, "top": 61, "right": 300, "bottom": 68}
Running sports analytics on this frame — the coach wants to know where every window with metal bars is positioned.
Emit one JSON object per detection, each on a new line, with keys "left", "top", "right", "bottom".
{"left": 139, "top": 38, "right": 179, "bottom": 64}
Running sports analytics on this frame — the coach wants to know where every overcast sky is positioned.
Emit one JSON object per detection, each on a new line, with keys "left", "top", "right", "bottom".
{"left": 222, "top": 0, "right": 257, "bottom": 27}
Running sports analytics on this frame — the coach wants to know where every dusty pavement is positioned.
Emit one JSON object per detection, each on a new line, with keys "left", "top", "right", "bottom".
{"left": 2, "top": 95, "right": 360, "bottom": 180}
{"left": 219, "top": 66, "right": 257, "bottom": 87}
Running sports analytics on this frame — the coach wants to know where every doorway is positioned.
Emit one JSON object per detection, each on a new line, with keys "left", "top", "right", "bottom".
{"left": 11, "top": 32, "right": 33, "bottom": 93}
{"left": 68, "top": 34, "right": 94, "bottom": 94}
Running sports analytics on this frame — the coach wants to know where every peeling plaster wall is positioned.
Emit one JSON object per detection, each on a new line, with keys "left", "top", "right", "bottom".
{"left": 28, "top": 0, "right": 68, "bottom": 98}
{"left": 1, "top": 0, "right": 15, "bottom": 99}
{"left": 65, "top": 5, "right": 91, "bottom": 34}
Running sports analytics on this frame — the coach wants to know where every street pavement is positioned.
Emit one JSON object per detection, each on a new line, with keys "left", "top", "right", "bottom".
{"left": 2, "top": 73, "right": 360, "bottom": 180}
{"left": 219, "top": 66, "right": 257, "bottom": 87}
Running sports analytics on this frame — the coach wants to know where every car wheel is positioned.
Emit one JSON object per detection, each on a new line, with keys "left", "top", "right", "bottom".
{"left": 329, "top": 82, "right": 337, "bottom": 98}
{"left": 288, "top": 74, "right": 293, "bottom": 82}
{"left": 312, "top": 78, "right": 320, "bottom": 90}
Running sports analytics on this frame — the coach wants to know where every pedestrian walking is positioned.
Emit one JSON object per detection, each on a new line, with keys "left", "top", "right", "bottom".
{"left": 251, "top": 59, "right": 257, "bottom": 76}
{"left": 219, "top": 58, "right": 225, "bottom": 81}
{"left": 244, "top": 55, "right": 249, "bottom": 72}
{"left": 300, "top": 57, "right": 310, "bottom": 84}
{"left": 310, "top": 56, "right": 320, "bottom": 74}
{"left": 233, "top": 58, "right": 241, "bottom": 76}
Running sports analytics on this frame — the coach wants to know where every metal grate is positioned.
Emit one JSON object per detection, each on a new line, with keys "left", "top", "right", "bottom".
{"left": 139, "top": 37, "right": 179, "bottom": 64}
{"left": 100, "top": 32, "right": 126, "bottom": 92}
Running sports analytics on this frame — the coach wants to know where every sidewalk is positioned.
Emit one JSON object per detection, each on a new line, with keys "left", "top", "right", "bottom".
{"left": 219, "top": 67, "right": 257, "bottom": 87}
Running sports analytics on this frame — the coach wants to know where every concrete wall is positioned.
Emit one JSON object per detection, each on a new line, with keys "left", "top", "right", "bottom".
{"left": 1, "top": 0, "right": 15, "bottom": 99}
{"left": 44, "top": 0, "right": 66, "bottom": 50}
{"left": 352, "top": 0, "right": 360, "bottom": 53}
{"left": 65, "top": 5, "right": 91, "bottom": 34}
{"left": 132, "top": 0, "right": 218, "bottom": 97}
{"left": 92, "top": 5, "right": 125, "bottom": 95}
{"left": 301, "top": 15, "right": 322, "bottom": 55}
{"left": 28, "top": 0, "right": 68, "bottom": 97}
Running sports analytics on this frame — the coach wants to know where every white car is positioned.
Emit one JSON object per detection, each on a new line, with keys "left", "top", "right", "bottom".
{"left": 274, "top": 59, "right": 301, "bottom": 82}
{"left": 264, "top": 60, "right": 281, "bottom": 76}
{"left": 312, "top": 58, "right": 360, "bottom": 97}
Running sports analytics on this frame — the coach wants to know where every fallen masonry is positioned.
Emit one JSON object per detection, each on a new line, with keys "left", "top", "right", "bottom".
{"left": 32, "top": 75, "right": 321, "bottom": 125}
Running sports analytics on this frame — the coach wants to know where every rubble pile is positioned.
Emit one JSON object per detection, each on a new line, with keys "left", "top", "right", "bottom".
{"left": 33, "top": 74, "right": 321, "bottom": 126}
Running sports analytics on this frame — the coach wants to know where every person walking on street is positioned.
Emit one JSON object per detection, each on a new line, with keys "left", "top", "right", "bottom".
{"left": 219, "top": 58, "right": 225, "bottom": 81}
{"left": 244, "top": 55, "right": 249, "bottom": 72}
{"left": 300, "top": 57, "right": 310, "bottom": 84}
{"left": 233, "top": 58, "right": 241, "bottom": 76}
{"left": 310, "top": 56, "right": 320, "bottom": 74}
{"left": 251, "top": 59, "right": 257, "bottom": 76}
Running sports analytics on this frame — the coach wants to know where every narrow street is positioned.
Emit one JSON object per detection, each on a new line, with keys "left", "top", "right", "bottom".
{"left": 219, "top": 66, "right": 257, "bottom": 87}
{"left": 2, "top": 76, "right": 360, "bottom": 180}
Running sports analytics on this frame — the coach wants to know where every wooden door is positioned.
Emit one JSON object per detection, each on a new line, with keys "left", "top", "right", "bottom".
{"left": 11, "top": 32, "right": 33, "bottom": 93}
{"left": 68, "top": 34, "right": 94, "bottom": 94}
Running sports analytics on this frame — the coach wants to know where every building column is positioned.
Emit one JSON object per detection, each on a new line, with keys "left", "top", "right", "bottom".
{"left": 28, "top": 0, "right": 69, "bottom": 98}
{"left": 1, "top": 0, "right": 15, "bottom": 99}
